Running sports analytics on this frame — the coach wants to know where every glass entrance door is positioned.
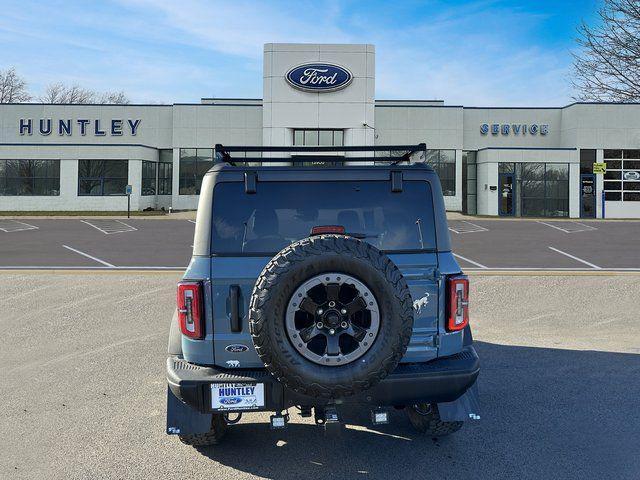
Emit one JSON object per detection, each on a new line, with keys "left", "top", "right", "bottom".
{"left": 580, "top": 174, "right": 596, "bottom": 218}
{"left": 498, "top": 173, "right": 515, "bottom": 216}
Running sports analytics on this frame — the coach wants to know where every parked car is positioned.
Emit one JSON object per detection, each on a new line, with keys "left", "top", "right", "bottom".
{"left": 166, "top": 145, "right": 480, "bottom": 446}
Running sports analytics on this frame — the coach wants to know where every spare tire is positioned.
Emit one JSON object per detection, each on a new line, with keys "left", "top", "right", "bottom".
{"left": 249, "top": 234, "right": 414, "bottom": 399}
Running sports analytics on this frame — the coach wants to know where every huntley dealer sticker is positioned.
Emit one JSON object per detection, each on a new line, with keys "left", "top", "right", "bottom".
{"left": 211, "top": 383, "right": 265, "bottom": 411}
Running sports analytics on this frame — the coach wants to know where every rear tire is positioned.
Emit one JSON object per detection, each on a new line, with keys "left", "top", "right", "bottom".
{"left": 406, "top": 404, "right": 463, "bottom": 437}
{"left": 178, "top": 414, "right": 227, "bottom": 447}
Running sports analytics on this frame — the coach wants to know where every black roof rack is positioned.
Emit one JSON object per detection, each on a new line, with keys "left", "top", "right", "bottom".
{"left": 214, "top": 143, "right": 427, "bottom": 165}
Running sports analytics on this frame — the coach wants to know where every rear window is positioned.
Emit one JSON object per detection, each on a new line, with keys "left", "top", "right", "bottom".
{"left": 211, "top": 180, "right": 436, "bottom": 254}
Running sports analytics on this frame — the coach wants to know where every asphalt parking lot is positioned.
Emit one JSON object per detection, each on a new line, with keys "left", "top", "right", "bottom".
{"left": 0, "top": 218, "right": 193, "bottom": 269}
{"left": 0, "top": 217, "right": 639, "bottom": 271}
{"left": 1, "top": 272, "right": 638, "bottom": 480}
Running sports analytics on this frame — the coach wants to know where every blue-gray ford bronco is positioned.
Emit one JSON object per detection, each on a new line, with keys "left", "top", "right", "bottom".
{"left": 166, "top": 144, "right": 480, "bottom": 446}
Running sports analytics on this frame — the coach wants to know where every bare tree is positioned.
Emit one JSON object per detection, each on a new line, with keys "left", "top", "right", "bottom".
{"left": 40, "top": 83, "right": 95, "bottom": 104}
{"left": 572, "top": 0, "right": 640, "bottom": 101}
{"left": 0, "top": 67, "right": 32, "bottom": 103}
{"left": 40, "top": 82, "right": 131, "bottom": 104}
{"left": 97, "top": 90, "right": 130, "bottom": 104}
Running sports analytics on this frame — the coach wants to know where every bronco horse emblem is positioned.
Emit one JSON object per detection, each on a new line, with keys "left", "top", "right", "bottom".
{"left": 412, "top": 292, "right": 430, "bottom": 315}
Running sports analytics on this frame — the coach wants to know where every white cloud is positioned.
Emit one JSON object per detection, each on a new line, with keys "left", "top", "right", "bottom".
{"left": 115, "top": 0, "right": 353, "bottom": 57}
{"left": 0, "top": 0, "right": 577, "bottom": 105}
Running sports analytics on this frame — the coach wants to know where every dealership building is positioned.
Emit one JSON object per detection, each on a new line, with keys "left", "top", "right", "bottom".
{"left": 1, "top": 43, "right": 640, "bottom": 218}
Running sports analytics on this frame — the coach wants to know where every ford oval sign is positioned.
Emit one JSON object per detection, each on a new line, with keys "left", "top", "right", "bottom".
{"left": 285, "top": 63, "right": 353, "bottom": 92}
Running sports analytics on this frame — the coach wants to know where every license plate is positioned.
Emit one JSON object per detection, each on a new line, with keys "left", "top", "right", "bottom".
{"left": 211, "top": 383, "right": 265, "bottom": 411}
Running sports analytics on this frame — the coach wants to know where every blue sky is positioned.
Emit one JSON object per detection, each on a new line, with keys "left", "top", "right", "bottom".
{"left": 0, "top": 0, "right": 600, "bottom": 105}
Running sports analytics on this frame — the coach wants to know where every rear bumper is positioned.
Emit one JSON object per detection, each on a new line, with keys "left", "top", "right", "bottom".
{"left": 167, "top": 346, "right": 480, "bottom": 413}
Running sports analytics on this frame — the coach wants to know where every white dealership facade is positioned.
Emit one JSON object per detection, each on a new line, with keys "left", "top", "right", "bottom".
{"left": 1, "top": 43, "right": 640, "bottom": 218}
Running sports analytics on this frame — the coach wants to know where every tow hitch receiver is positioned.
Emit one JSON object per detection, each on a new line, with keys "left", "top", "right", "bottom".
{"left": 316, "top": 406, "right": 341, "bottom": 435}
{"left": 298, "top": 405, "right": 312, "bottom": 418}
{"left": 371, "top": 408, "right": 389, "bottom": 425}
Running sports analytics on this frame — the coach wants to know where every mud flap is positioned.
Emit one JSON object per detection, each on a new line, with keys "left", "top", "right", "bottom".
{"left": 166, "top": 387, "right": 213, "bottom": 435}
{"left": 437, "top": 382, "right": 481, "bottom": 422}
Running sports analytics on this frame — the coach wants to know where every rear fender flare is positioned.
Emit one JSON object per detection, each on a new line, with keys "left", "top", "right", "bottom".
{"left": 168, "top": 310, "right": 182, "bottom": 356}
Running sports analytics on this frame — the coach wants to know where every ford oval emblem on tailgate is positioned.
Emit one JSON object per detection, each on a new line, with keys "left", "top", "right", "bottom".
{"left": 225, "top": 344, "right": 249, "bottom": 353}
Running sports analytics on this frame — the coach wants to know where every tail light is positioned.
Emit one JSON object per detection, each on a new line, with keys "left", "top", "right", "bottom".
{"left": 177, "top": 281, "right": 204, "bottom": 339}
{"left": 311, "top": 225, "right": 346, "bottom": 235}
{"left": 447, "top": 275, "right": 469, "bottom": 331}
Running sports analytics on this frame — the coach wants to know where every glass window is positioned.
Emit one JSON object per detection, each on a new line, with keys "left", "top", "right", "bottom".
{"left": 521, "top": 197, "right": 545, "bottom": 217}
{"left": 463, "top": 151, "right": 477, "bottom": 165}
{"left": 319, "top": 130, "right": 333, "bottom": 146}
{"left": 158, "top": 163, "right": 172, "bottom": 195}
{"left": 522, "top": 163, "right": 545, "bottom": 180}
{"left": 603, "top": 150, "right": 640, "bottom": 202}
{"left": 499, "top": 162, "right": 515, "bottom": 173}
{"left": 604, "top": 150, "right": 622, "bottom": 159}
{"left": 516, "top": 163, "right": 569, "bottom": 217}
{"left": 158, "top": 149, "right": 173, "bottom": 195}
{"left": 424, "top": 150, "right": 456, "bottom": 196}
{"left": 211, "top": 180, "right": 437, "bottom": 254}
{"left": 462, "top": 151, "right": 477, "bottom": 215}
{"left": 580, "top": 149, "right": 596, "bottom": 174}
{"left": 304, "top": 130, "right": 319, "bottom": 146}
{"left": 159, "top": 149, "right": 173, "bottom": 164}
{"left": 141, "top": 161, "right": 157, "bottom": 196}
{"left": 179, "top": 148, "right": 197, "bottom": 195}
{"left": 291, "top": 129, "right": 345, "bottom": 167}
{"left": 179, "top": 148, "right": 213, "bottom": 195}
{"left": 293, "top": 129, "right": 344, "bottom": 146}
{"left": 545, "top": 163, "right": 569, "bottom": 181}
{"left": 605, "top": 191, "right": 622, "bottom": 201}
{"left": 606, "top": 160, "right": 622, "bottom": 170}
{"left": 0, "top": 159, "right": 60, "bottom": 196}
{"left": 78, "top": 160, "right": 128, "bottom": 196}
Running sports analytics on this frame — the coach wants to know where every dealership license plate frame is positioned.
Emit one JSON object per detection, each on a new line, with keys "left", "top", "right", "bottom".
{"left": 211, "top": 382, "right": 265, "bottom": 411}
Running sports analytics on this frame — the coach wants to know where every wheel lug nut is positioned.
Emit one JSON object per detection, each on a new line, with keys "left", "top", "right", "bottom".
{"left": 340, "top": 321, "right": 348, "bottom": 328}
{"left": 317, "top": 309, "right": 323, "bottom": 315}
{"left": 316, "top": 322, "right": 324, "bottom": 329}
{"left": 329, "top": 328, "right": 335, "bottom": 335}
{"left": 340, "top": 308, "right": 347, "bottom": 315}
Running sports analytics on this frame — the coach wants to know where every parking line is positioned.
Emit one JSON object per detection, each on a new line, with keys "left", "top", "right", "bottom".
{"left": 448, "top": 221, "right": 489, "bottom": 234}
{"left": 548, "top": 246, "right": 601, "bottom": 269}
{"left": 572, "top": 222, "right": 598, "bottom": 232}
{"left": 537, "top": 221, "right": 597, "bottom": 233}
{"left": 62, "top": 245, "right": 116, "bottom": 268}
{"left": 453, "top": 252, "right": 488, "bottom": 269}
{"left": 0, "top": 220, "right": 39, "bottom": 233}
{"left": 80, "top": 219, "right": 137, "bottom": 235}
{"left": 188, "top": 220, "right": 196, "bottom": 224}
